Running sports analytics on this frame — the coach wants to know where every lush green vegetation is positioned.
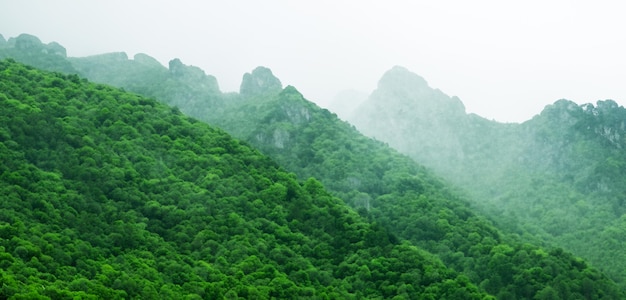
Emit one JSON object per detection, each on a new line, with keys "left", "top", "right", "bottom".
{"left": 0, "top": 59, "right": 490, "bottom": 298}
{"left": 64, "top": 52, "right": 625, "bottom": 297}
{"left": 348, "top": 66, "right": 626, "bottom": 288}
{"left": 506, "top": 99, "right": 626, "bottom": 286}
{"left": 204, "top": 85, "right": 622, "bottom": 299}
{"left": 2, "top": 33, "right": 624, "bottom": 298}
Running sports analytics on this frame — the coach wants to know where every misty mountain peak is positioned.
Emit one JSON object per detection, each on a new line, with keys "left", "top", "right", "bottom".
{"left": 349, "top": 66, "right": 469, "bottom": 171}
{"left": 240, "top": 66, "right": 282, "bottom": 96}
{"left": 534, "top": 99, "right": 582, "bottom": 124}
{"left": 0, "top": 34, "right": 6, "bottom": 46}
{"left": 11, "top": 33, "right": 42, "bottom": 50}
{"left": 168, "top": 58, "right": 220, "bottom": 92}
{"left": 378, "top": 65, "right": 429, "bottom": 91}
{"left": 368, "top": 66, "right": 465, "bottom": 115}
{"left": 7, "top": 33, "right": 67, "bottom": 57}
{"left": 169, "top": 58, "right": 198, "bottom": 77}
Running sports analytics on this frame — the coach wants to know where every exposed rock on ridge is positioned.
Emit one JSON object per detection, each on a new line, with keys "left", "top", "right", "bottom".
{"left": 168, "top": 58, "right": 220, "bottom": 93}
{"left": 8, "top": 33, "right": 67, "bottom": 57}
{"left": 240, "top": 66, "right": 282, "bottom": 96}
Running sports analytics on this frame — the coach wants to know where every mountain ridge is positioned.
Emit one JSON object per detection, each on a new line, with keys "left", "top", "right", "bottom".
{"left": 1, "top": 33, "right": 624, "bottom": 297}
{"left": 348, "top": 65, "right": 626, "bottom": 287}
{"left": 0, "top": 58, "right": 495, "bottom": 299}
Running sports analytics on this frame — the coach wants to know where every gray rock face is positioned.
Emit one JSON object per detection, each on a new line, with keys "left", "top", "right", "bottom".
{"left": 240, "top": 66, "right": 282, "bottom": 96}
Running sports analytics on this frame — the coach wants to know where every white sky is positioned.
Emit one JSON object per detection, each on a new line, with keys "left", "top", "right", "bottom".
{"left": 1, "top": 0, "right": 625, "bottom": 123}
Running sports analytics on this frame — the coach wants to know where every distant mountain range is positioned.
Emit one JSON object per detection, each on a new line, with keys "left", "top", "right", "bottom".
{"left": 2, "top": 32, "right": 625, "bottom": 298}
{"left": 346, "top": 65, "right": 626, "bottom": 285}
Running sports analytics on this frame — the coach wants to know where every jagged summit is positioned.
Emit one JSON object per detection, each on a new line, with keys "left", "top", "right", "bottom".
{"left": 5, "top": 33, "right": 67, "bottom": 57}
{"left": 362, "top": 66, "right": 466, "bottom": 116}
{"left": 348, "top": 66, "right": 473, "bottom": 180}
{"left": 240, "top": 66, "right": 282, "bottom": 96}
{"left": 168, "top": 58, "right": 220, "bottom": 92}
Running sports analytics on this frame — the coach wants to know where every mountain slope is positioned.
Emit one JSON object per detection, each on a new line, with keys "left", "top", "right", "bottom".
{"left": 206, "top": 76, "right": 623, "bottom": 299}
{"left": 348, "top": 66, "right": 626, "bottom": 287}
{"left": 67, "top": 54, "right": 622, "bottom": 297}
{"left": 0, "top": 59, "right": 489, "bottom": 299}
{"left": 1, "top": 34, "right": 623, "bottom": 298}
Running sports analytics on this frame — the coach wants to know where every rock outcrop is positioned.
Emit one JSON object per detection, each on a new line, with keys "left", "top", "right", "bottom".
{"left": 240, "top": 66, "right": 282, "bottom": 96}
{"left": 8, "top": 33, "right": 67, "bottom": 57}
{"left": 168, "top": 58, "right": 220, "bottom": 93}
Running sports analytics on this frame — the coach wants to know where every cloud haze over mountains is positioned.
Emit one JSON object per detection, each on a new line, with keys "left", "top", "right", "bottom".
{"left": 1, "top": 0, "right": 625, "bottom": 122}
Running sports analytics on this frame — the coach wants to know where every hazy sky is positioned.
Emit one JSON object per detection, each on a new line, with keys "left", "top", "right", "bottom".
{"left": 2, "top": 0, "right": 625, "bottom": 122}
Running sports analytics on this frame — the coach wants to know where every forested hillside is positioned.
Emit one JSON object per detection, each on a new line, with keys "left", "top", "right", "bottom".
{"left": 192, "top": 70, "right": 624, "bottom": 299}
{"left": 348, "top": 66, "right": 626, "bottom": 287}
{"left": 1, "top": 33, "right": 624, "bottom": 298}
{"left": 0, "top": 59, "right": 491, "bottom": 299}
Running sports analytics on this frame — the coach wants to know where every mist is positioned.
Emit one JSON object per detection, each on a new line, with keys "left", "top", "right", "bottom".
{"left": 1, "top": 0, "right": 625, "bottom": 123}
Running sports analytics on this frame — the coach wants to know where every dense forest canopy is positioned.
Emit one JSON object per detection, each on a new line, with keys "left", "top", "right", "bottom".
{"left": 1, "top": 33, "right": 625, "bottom": 298}
{"left": 0, "top": 59, "right": 494, "bottom": 299}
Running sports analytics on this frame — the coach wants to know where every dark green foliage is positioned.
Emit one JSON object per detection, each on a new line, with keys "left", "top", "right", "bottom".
{"left": 0, "top": 59, "right": 490, "bottom": 298}
{"left": 201, "top": 86, "right": 622, "bottom": 298}
{"left": 74, "top": 51, "right": 620, "bottom": 296}
{"left": 2, "top": 34, "right": 623, "bottom": 298}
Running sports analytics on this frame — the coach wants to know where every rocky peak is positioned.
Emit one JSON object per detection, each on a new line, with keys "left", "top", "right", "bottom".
{"left": 377, "top": 65, "right": 429, "bottom": 92}
{"left": 12, "top": 33, "right": 43, "bottom": 50}
{"left": 8, "top": 33, "right": 67, "bottom": 57}
{"left": 279, "top": 86, "right": 311, "bottom": 124}
{"left": 240, "top": 66, "right": 282, "bottom": 96}
{"left": 534, "top": 99, "right": 582, "bottom": 126}
{"left": 168, "top": 58, "right": 220, "bottom": 92}
{"left": 0, "top": 34, "right": 6, "bottom": 46}
{"left": 366, "top": 66, "right": 466, "bottom": 117}
{"left": 348, "top": 66, "right": 472, "bottom": 173}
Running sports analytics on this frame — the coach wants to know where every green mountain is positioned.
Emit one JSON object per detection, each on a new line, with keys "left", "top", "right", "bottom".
{"left": 0, "top": 59, "right": 494, "bottom": 299}
{"left": 1, "top": 33, "right": 624, "bottom": 298}
{"left": 0, "top": 33, "right": 76, "bottom": 74}
{"left": 180, "top": 66, "right": 625, "bottom": 299}
{"left": 348, "top": 66, "right": 626, "bottom": 287}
